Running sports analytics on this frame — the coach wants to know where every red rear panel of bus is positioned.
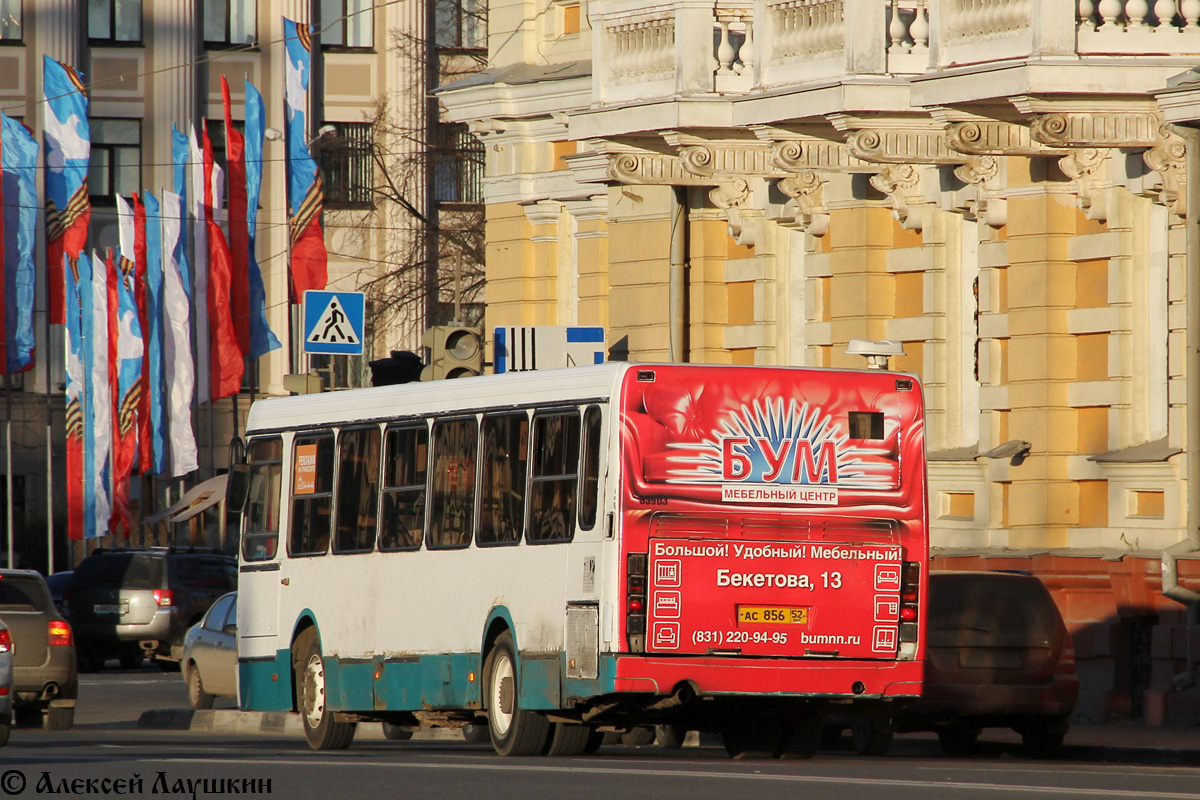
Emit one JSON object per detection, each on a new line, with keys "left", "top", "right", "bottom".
{"left": 616, "top": 365, "right": 927, "bottom": 696}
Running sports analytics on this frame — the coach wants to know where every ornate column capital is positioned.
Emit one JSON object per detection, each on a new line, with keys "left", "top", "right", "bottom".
{"left": 946, "top": 120, "right": 1068, "bottom": 157}
{"left": 1142, "top": 126, "right": 1187, "bottom": 217}
{"left": 953, "top": 156, "right": 1007, "bottom": 228}
{"left": 1058, "top": 148, "right": 1112, "bottom": 221}
{"left": 777, "top": 172, "right": 829, "bottom": 236}
{"left": 869, "top": 165, "right": 925, "bottom": 230}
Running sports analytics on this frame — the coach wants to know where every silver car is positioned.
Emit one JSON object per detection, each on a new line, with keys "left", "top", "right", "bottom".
{"left": 0, "top": 619, "right": 12, "bottom": 745}
{"left": 181, "top": 592, "right": 237, "bottom": 709}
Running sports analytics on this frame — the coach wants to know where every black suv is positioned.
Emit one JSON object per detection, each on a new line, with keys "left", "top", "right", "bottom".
{"left": 68, "top": 548, "right": 236, "bottom": 671}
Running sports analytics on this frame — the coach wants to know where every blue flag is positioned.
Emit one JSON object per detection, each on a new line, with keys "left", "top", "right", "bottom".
{"left": 144, "top": 192, "right": 168, "bottom": 475}
{"left": 0, "top": 113, "right": 37, "bottom": 373}
{"left": 76, "top": 253, "right": 97, "bottom": 538}
{"left": 244, "top": 80, "right": 281, "bottom": 360}
{"left": 171, "top": 125, "right": 192, "bottom": 294}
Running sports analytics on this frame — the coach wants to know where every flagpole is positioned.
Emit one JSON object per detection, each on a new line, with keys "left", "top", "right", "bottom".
{"left": 5, "top": 375, "right": 13, "bottom": 568}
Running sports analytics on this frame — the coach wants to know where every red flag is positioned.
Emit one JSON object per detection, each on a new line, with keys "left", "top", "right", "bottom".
{"left": 222, "top": 76, "right": 251, "bottom": 356}
{"left": 133, "top": 193, "right": 152, "bottom": 472}
{"left": 290, "top": 197, "right": 327, "bottom": 302}
{"left": 202, "top": 122, "right": 244, "bottom": 401}
{"left": 108, "top": 251, "right": 135, "bottom": 538}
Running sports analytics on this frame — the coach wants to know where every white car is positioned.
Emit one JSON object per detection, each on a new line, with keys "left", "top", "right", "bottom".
{"left": 181, "top": 592, "right": 237, "bottom": 709}
{"left": 0, "top": 619, "right": 12, "bottom": 745}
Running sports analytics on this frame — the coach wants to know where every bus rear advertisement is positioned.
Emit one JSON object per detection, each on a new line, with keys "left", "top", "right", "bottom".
{"left": 231, "top": 363, "right": 927, "bottom": 758}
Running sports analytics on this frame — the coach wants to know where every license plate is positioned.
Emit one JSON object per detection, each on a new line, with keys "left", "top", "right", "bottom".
{"left": 737, "top": 605, "right": 808, "bottom": 625}
{"left": 93, "top": 603, "right": 126, "bottom": 616}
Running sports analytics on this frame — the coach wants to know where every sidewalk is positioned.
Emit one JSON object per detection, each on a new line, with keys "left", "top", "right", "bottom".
{"left": 137, "top": 708, "right": 1200, "bottom": 760}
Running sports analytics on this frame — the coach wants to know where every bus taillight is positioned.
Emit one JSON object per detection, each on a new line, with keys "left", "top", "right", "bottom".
{"left": 899, "top": 561, "right": 921, "bottom": 643}
{"left": 627, "top": 553, "right": 647, "bottom": 653}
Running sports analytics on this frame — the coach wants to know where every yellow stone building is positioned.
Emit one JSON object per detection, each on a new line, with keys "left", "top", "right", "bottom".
{"left": 440, "top": 0, "right": 1200, "bottom": 722}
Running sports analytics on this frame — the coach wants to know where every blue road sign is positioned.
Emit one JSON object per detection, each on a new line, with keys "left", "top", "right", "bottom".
{"left": 303, "top": 290, "right": 365, "bottom": 355}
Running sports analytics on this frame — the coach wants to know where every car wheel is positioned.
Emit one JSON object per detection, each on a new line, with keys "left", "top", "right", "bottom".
{"left": 1019, "top": 718, "right": 1069, "bottom": 758}
{"left": 937, "top": 721, "right": 981, "bottom": 756}
{"left": 850, "top": 718, "right": 893, "bottom": 756}
{"left": 462, "top": 723, "right": 491, "bottom": 743}
{"left": 382, "top": 723, "right": 415, "bottom": 741}
{"left": 0, "top": 721, "right": 9, "bottom": 747}
{"left": 294, "top": 630, "right": 356, "bottom": 750}
{"left": 655, "top": 723, "right": 687, "bottom": 749}
{"left": 79, "top": 653, "right": 105, "bottom": 673}
{"left": 44, "top": 706, "right": 75, "bottom": 731}
{"left": 620, "top": 726, "right": 656, "bottom": 746}
{"left": 484, "top": 631, "right": 550, "bottom": 756}
{"left": 722, "top": 720, "right": 784, "bottom": 759}
{"left": 187, "top": 664, "right": 215, "bottom": 711}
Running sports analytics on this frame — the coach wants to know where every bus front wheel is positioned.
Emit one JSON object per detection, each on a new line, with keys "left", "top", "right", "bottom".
{"left": 294, "top": 630, "right": 357, "bottom": 751}
{"left": 484, "top": 632, "right": 550, "bottom": 756}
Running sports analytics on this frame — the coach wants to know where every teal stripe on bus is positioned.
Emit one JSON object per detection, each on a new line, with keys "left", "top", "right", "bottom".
{"left": 241, "top": 651, "right": 619, "bottom": 715}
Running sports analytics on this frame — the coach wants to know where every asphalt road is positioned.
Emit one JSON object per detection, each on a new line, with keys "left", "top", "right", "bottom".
{"left": 0, "top": 668, "right": 1196, "bottom": 800}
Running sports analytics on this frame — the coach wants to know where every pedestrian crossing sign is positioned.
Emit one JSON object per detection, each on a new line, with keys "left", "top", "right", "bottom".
{"left": 303, "top": 290, "right": 365, "bottom": 355}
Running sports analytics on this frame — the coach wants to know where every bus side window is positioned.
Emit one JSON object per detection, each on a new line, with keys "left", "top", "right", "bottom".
{"left": 578, "top": 406, "right": 602, "bottom": 530}
{"left": 528, "top": 411, "right": 580, "bottom": 544}
{"left": 242, "top": 437, "right": 283, "bottom": 562}
{"left": 429, "top": 418, "right": 477, "bottom": 548}
{"left": 381, "top": 425, "right": 428, "bottom": 551}
{"left": 478, "top": 413, "right": 528, "bottom": 546}
{"left": 289, "top": 434, "right": 335, "bottom": 557}
{"left": 333, "top": 427, "right": 381, "bottom": 554}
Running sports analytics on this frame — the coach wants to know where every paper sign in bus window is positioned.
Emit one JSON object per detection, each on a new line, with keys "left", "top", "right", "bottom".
{"left": 294, "top": 444, "right": 319, "bottom": 495}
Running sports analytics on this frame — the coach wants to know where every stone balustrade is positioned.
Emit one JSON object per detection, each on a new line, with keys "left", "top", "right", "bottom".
{"left": 589, "top": 0, "right": 1200, "bottom": 107}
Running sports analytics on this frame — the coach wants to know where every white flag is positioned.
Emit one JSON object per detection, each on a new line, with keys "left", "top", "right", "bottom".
{"left": 90, "top": 249, "right": 113, "bottom": 537}
{"left": 161, "top": 191, "right": 199, "bottom": 477}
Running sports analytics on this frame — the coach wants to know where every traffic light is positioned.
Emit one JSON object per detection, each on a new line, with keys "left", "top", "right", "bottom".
{"left": 421, "top": 326, "right": 484, "bottom": 380}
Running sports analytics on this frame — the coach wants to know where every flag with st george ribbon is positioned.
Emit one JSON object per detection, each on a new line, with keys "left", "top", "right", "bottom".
{"left": 284, "top": 17, "right": 328, "bottom": 301}
{"left": 0, "top": 113, "right": 37, "bottom": 373}
{"left": 64, "top": 255, "right": 85, "bottom": 540}
{"left": 43, "top": 57, "right": 91, "bottom": 326}
{"left": 109, "top": 231, "right": 143, "bottom": 538}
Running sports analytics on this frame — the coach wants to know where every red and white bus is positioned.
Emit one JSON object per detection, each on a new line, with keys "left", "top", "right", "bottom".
{"left": 232, "top": 362, "right": 927, "bottom": 757}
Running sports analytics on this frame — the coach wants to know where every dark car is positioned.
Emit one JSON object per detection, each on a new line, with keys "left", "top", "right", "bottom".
{"left": 67, "top": 547, "right": 236, "bottom": 671}
{"left": 0, "top": 569, "right": 77, "bottom": 729}
{"left": 838, "top": 570, "right": 1079, "bottom": 757}
{"left": 45, "top": 572, "right": 73, "bottom": 616}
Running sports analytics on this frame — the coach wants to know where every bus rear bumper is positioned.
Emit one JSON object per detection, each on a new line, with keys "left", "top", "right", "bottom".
{"left": 613, "top": 656, "right": 923, "bottom": 699}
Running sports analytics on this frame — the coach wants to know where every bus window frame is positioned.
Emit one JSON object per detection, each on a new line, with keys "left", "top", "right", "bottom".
{"left": 241, "top": 435, "right": 283, "bottom": 562}
{"left": 526, "top": 407, "right": 581, "bottom": 546}
{"left": 577, "top": 405, "right": 602, "bottom": 531}
{"left": 287, "top": 431, "right": 336, "bottom": 558}
{"left": 427, "top": 415, "right": 479, "bottom": 550}
{"left": 331, "top": 424, "right": 383, "bottom": 556}
{"left": 477, "top": 411, "right": 529, "bottom": 548}
{"left": 379, "top": 421, "right": 430, "bottom": 553}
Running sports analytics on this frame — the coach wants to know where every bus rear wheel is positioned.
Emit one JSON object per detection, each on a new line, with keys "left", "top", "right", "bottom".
{"left": 546, "top": 723, "right": 594, "bottom": 756}
{"left": 294, "top": 630, "right": 356, "bottom": 750}
{"left": 722, "top": 720, "right": 784, "bottom": 759}
{"left": 484, "top": 632, "right": 550, "bottom": 756}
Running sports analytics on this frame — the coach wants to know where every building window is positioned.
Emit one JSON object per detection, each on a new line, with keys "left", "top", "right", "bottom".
{"left": 0, "top": 0, "right": 22, "bottom": 42}
{"left": 433, "top": 124, "right": 484, "bottom": 204}
{"left": 321, "top": 0, "right": 373, "bottom": 48}
{"left": 204, "top": 0, "right": 256, "bottom": 47}
{"left": 317, "top": 121, "right": 374, "bottom": 209}
{"left": 88, "top": 118, "right": 141, "bottom": 202}
{"left": 89, "top": 0, "right": 141, "bottom": 43}
{"left": 435, "top": 0, "right": 485, "bottom": 49}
